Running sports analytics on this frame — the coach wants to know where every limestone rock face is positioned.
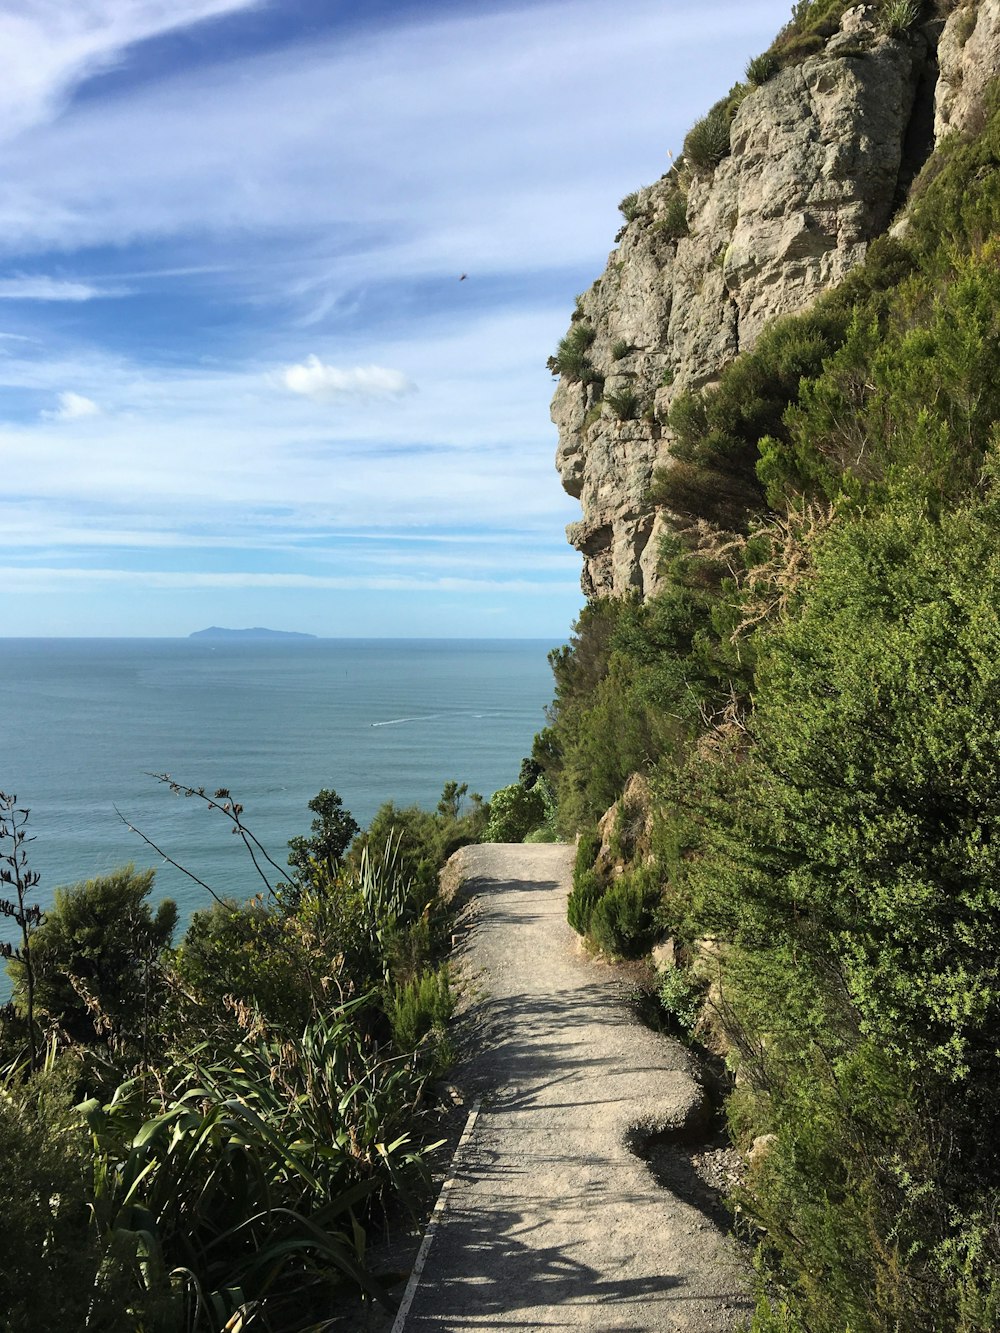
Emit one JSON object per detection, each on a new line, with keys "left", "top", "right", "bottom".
{"left": 935, "top": 0, "right": 1000, "bottom": 143}
{"left": 552, "top": 6, "right": 932, "bottom": 601}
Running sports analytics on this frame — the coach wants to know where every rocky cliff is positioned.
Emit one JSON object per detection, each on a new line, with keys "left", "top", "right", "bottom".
{"left": 552, "top": 1, "right": 1000, "bottom": 601}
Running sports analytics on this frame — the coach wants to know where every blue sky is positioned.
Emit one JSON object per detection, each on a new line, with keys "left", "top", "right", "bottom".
{"left": 1, "top": 0, "right": 794, "bottom": 638}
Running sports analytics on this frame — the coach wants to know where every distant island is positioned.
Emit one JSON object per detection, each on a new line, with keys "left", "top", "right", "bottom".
{"left": 189, "top": 626, "right": 318, "bottom": 640}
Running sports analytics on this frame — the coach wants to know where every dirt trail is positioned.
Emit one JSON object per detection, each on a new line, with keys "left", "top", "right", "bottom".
{"left": 402, "top": 842, "right": 751, "bottom": 1332}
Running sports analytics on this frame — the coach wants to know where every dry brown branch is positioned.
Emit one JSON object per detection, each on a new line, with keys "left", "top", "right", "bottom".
{"left": 731, "top": 500, "right": 836, "bottom": 641}
{"left": 696, "top": 685, "right": 752, "bottom": 760}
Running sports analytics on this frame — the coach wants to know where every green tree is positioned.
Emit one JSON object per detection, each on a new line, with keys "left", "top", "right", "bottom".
{"left": 286, "top": 788, "right": 360, "bottom": 881}
{"left": 485, "top": 782, "right": 547, "bottom": 842}
{"left": 8, "top": 865, "right": 176, "bottom": 1050}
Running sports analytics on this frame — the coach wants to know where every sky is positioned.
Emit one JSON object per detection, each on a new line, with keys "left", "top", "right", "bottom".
{"left": 0, "top": 0, "right": 795, "bottom": 638}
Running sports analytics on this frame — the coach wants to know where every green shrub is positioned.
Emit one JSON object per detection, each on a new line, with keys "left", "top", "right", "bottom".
{"left": 878, "top": 0, "right": 921, "bottom": 34}
{"left": 548, "top": 322, "right": 597, "bottom": 381}
{"left": 658, "top": 966, "right": 705, "bottom": 1034}
{"left": 588, "top": 867, "right": 661, "bottom": 957}
{"left": 611, "top": 338, "right": 631, "bottom": 360}
{"left": 8, "top": 865, "right": 177, "bottom": 1050}
{"left": 485, "top": 781, "right": 547, "bottom": 841}
{"left": 388, "top": 965, "right": 453, "bottom": 1052}
{"left": 746, "top": 52, "right": 779, "bottom": 86}
{"left": 567, "top": 868, "right": 606, "bottom": 936}
{"left": 605, "top": 387, "right": 641, "bottom": 421}
{"left": 524, "top": 825, "right": 558, "bottom": 843}
{"left": 0, "top": 1059, "right": 140, "bottom": 1331}
{"left": 785, "top": 0, "right": 851, "bottom": 36}
{"left": 657, "top": 190, "right": 689, "bottom": 240}
{"left": 574, "top": 826, "right": 602, "bottom": 877}
{"left": 618, "top": 191, "right": 641, "bottom": 221}
{"left": 684, "top": 109, "right": 732, "bottom": 171}
{"left": 175, "top": 896, "right": 317, "bottom": 1027}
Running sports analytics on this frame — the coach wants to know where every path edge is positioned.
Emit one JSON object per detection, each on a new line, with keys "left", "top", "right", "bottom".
{"left": 389, "top": 1097, "right": 482, "bottom": 1333}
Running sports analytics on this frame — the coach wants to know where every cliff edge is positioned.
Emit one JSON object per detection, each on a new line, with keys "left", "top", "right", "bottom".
{"left": 552, "top": 1, "right": 1000, "bottom": 600}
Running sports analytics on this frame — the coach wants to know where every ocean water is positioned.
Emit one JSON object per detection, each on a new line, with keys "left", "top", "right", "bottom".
{"left": 0, "top": 638, "right": 559, "bottom": 958}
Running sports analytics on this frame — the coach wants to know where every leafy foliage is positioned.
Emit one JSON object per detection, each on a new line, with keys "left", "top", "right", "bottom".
{"left": 0, "top": 1054, "right": 141, "bottom": 1332}
{"left": 541, "top": 71, "right": 1000, "bottom": 1331}
{"left": 605, "top": 386, "right": 641, "bottom": 421}
{"left": 388, "top": 965, "right": 454, "bottom": 1061}
{"left": 567, "top": 869, "right": 605, "bottom": 937}
{"left": 588, "top": 865, "right": 661, "bottom": 958}
{"left": 657, "top": 189, "right": 689, "bottom": 240}
{"left": 618, "top": 191, "right": 641, "bottom": 221}
{"left": 877, "top": 0, "right": 922, "bottom": 35}
{"left": 745, "top": 52, "right": 779, "bottom": 86}
{"left": 9, "top": 866, "right": 177, "bottom": 1052}
{"left": 485, "top": 780, "right": 547, "bottom": 842}
{"left": 285, "top": 787, "right": 359, "bottom": 887}
{"left": 657, "top": 965, "right": 704, "bottom": 1034}
{"left": 0, "top": 775, "right": 475, "bottom": 1327}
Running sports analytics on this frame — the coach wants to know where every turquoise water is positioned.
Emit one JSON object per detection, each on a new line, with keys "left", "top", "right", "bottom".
{"left": 0, "top": 638, "right": 558, "bottom": 953}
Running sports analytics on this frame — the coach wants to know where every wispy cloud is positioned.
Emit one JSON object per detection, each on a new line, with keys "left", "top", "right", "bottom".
{"left": 44, "top": 390, "right": 101, "bottom": 420}
{"left": 281, "top": 357, "right": 416, "bottom": 402}
{"left": 0, "top": 1, "right": 789, "bottom": 271}
{"left": 0, "top": 0, "right": 261, "bottom": 141}
{"left": 0, "top": 0, "right": 791, "bottom": 635}
{"left": 0, "top": 566, "right": 577, "bottom": 596}
{"left": 0, "top": 276, "right": 113, "bottom": 301}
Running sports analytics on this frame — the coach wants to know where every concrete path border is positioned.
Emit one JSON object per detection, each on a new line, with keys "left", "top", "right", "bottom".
{"left": 390, "top": 1098, "right": 482, "bottom": 1333}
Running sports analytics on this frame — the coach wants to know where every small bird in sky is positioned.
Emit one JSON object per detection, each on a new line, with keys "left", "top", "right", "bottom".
{"left": 459, "top": 273, "right": 467, "bottom": 280}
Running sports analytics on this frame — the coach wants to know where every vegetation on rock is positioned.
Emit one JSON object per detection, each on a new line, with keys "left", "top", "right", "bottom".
{"left": 541, "top": 34, "right": 1000, "bottom": 1331}
{"left": 0, "top": 779, "right": 488, "bottom": 1330}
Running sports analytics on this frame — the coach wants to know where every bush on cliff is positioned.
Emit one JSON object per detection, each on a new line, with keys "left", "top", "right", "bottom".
{"left": 542, "top": 73, "right": 1000, "bottom": 1333}
{"left": 588, "top": 865, "right": 661, "bottom": 958}
{"left": 688, "top": 491, "right": 1000, "bottom": 1329}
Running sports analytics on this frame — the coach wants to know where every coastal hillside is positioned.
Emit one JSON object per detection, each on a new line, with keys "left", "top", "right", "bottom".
{"left": 541, "top": 2, "right": 1000, "bottom": 1328}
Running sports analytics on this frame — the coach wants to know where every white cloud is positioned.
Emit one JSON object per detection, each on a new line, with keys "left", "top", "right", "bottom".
{"left": 281, "top": 356, "right": 416, "bottom": 402}
{"left": 46, "top": 390, "right": 101, "bottom": 420}
{"left": 0, "top": 305, "right": 579, "bottom": 541}
{"left": 0, "top": 275, "right": 108, "bottom": 301}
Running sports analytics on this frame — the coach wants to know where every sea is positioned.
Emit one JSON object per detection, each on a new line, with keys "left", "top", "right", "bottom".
{"left": 0, "top": 638, "right": 561, "bottom": 978}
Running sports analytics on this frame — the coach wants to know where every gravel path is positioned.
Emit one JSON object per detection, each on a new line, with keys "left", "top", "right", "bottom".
{"left": 401, "top": 842, "right": 751, "bottom": 1332}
